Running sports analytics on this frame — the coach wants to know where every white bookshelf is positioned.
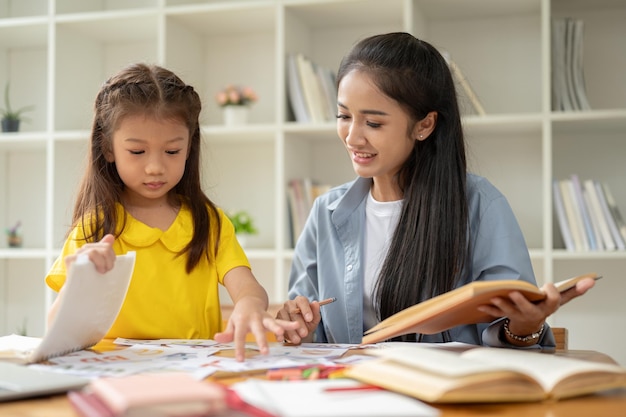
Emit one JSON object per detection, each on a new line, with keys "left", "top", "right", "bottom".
{"left": 1, "top": 0, "right": 625, "bottom": 364}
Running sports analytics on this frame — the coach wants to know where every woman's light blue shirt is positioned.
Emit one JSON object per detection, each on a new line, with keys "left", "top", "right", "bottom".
{"left": 288, "top": 174, "right": 555, "bottom": 348}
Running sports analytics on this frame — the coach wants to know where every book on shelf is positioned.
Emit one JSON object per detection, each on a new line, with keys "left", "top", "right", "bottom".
{"left": 552, "top": 180, "right": 575, "bottom": 251}
{"left": 553, "top": 176, "right": 626, "bottom": 252}
{"left": 559, "top": 179, "right": 589, "bottom": 251}
{"left": 440, "top": 50, "right": 486, "bottom": 116}
{"left": 361, "top": 273, "right": 601, "bottom": 345}
{"left": 583, "top": 179, "right": 616, "bottom": 251}
{"left": 570, "top": 174, "right": 598, "bottom": 250}
{"left": 581, "top": 182, "right": 605, "bottom": 251}
{"left": 286, "top": 53, "right": 310, "bottom": 123}
{"left": 551, "top": 18, "right": 591, "bottom": 111}
{"left": 287, "top": 53, "right": 337, "bottom": 124}
{"left": 287, "top": 178, "right": 331, "bottom": 247}
{"left": 602, "top": 182, "right": 626, "bottom": 244}
{"left": 344, "top": 344, "right": 626, "bottom": 403}
{"left": 594, "top": 180, "right": 626, "bottom": 250}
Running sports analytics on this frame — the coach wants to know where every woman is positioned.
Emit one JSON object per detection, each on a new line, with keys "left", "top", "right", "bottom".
{"left": 276, "top": 32, "right": 594, "bottom": 347}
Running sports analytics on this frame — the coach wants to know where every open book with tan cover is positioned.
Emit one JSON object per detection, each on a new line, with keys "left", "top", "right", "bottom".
{"left": 362, "top": 273, "right": 600, "bottom": 344}
{"left": 344, "top": 345, "right": 626, "bottom": 403}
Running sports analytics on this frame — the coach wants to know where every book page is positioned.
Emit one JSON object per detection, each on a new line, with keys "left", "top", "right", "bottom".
{"left": 462, "top": 347, "right": 625, "bottom": 393}
{"left": 369, "top": 345, "right": 514, "bottom": 377}
{"left": 29, "top": 252, "right": 136, "bottom": 363}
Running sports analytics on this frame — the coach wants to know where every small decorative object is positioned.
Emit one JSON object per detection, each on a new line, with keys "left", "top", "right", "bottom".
{"left": 226, "top": 210, "right": 258, "bottom": 247}
{"left": 5, "top": 221, "right": 22, "bottom": 248}
{"left": 1, "top": 82, "right": 34, "bottom": 133}
{"left": 16, "top": 317, "right": 28, "bottom": 336}
{"left": 215, "top": 84, "right": 258, "bottom": 126}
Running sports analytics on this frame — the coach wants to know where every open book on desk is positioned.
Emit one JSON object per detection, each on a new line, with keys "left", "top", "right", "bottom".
{"left": 344, "top": 345, "right": 626, "bottom": 403}
{"left": 0, "top": 252, "right": 135, "bottom": 364}
{"left": 362, "top": 273, "right": 601, "bottom": 344}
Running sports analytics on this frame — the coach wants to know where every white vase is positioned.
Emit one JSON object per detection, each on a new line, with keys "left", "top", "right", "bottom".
{"left": 223, "top": 106, "right": 249, "bottom": 126}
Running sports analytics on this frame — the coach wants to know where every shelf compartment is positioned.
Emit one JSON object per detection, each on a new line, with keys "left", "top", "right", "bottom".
{"left": 466, "top": 127, "right": 543, "bottom": 249}
{"left": 54, "top": 12, "right": 159, "bottom": 130}
{"left": 52, "top": 141, "right": 88, "bottom": 247}
{"left": 0, "top": 21, "right": 48, "bottom": 133}
{"left": 0, "top": 149, "right": 47, "bottom": 249}
{"left": 165, "top": 5, "right": 277, "bottom": 126}
{"left": 55, "top": 0, "right": 159, "bottom": 15}
{"left": 551, "top": 0, "right": 626, "bottom": 111}
{"left": 0, "top": 0, "right": 47, "bottom": 19}
{"left": 417, "top": 0, "right": 543, "bottom": 115}
{"left": 205, "top": 139, "right": 277, "bottom": 250}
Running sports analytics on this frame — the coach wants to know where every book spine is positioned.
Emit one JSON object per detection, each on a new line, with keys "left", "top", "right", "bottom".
{"left": 581, "top": 187, "right": 604, "bottom": 251}
{"left": 553, "top": 180, "right": 575, "bottom": 251}
{"left": 570, "top": 174, "right": 596, "bottom": 250}
{"left": 559, "top": 179, "right": 586, "bottom": 251}
{"left": 448, "top": 59, "right": 486, "bottom": 116}
{"left": 595, "top": 180, "right": 625, "bottom": 250}
{"left": 601, "top": 182, "right": 626, "bottom": 244}
{"left": 583, "top": 179, "right": 616, "bottom": 250}
{"left": 286, "top": 53, "right": 310, "bottom": 123}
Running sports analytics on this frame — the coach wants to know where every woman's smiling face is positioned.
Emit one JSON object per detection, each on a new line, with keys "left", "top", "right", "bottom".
{"left": 336, "top": 70, "right": 418, "bottom": 200}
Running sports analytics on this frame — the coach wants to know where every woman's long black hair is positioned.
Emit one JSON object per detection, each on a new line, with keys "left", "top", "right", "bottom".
{"left": 337, "top": 33, "right": 469, "bottom": 341}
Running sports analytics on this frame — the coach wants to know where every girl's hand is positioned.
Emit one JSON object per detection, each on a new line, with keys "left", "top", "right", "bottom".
{"left": 214, "top": 296, "right": 300, "bottom": 362}
{"left": 274, "top": 295, "right": 323, "bottom": 345}
{"left": 64, "top": 234, "right": 116, "bottom": 274}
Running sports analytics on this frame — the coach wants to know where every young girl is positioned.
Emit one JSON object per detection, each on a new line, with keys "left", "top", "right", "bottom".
{"left": 46, "top": 63, "right": 297, "bottom": 361}
{"left": 277, "top": 32, "right": 595, "bottom": 347}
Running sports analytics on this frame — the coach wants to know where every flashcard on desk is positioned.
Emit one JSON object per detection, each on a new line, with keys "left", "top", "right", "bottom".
{"left": 231, "top": 378, "right": 440, "bottom": 417}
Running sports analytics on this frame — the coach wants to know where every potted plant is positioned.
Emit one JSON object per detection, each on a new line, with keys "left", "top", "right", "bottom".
{"left": 215, "top": 84, "right": 258, "bottom": 126}
{"left": 1, "top": 82, "right": 34, "bottom": 132}
{"left": 5, "top": 221, "right": 22, "bottom": 248}
{"left": 226, "top": 210, "right": 258, "bottom": 247}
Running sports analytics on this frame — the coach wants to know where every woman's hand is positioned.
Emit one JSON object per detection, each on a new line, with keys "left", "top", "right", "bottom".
{"left": 479, "top": 277, "right": 596, "bottom": 345}
{"left": 64, "top": 234, "right": 116, "bottom": 274}
{"left": 274, "top": 295, "right": 323, "bottom": 345}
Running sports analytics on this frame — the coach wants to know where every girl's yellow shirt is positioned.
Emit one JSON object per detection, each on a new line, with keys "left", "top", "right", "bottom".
{"left": 45, "top": 204, "right": 250, "bottom": 339}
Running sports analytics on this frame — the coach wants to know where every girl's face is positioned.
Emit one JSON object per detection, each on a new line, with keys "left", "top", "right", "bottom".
{"left": 336, "top": 70, "right": 418, "bottom": 201}
{"left": 108, "top": 114, "right": 189, "bottom": 207}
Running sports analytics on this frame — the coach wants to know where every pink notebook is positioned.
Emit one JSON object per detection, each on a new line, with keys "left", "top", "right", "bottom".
{"left": 88, "top": 372, "right": 226, "bottom": 417}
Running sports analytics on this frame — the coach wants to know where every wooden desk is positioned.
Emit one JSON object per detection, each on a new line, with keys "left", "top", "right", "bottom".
{"left": 1, "top": 350, "right": 625, "bottom": 417}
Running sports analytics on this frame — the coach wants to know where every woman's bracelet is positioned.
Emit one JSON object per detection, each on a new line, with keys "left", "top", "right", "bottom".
{"left": 503, "top": 318, "right": 545, "bottom": 343}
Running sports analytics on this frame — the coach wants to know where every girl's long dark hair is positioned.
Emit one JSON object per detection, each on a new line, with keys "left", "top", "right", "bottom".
{"left": 337, "top": 33, "right": 469, "bottom": 341}
{"left": 72, "top": 63, "right": 219, "bottom": 273}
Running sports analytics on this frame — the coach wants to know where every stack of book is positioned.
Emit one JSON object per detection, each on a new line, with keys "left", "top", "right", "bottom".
{"left": 287, "top": 178, "right": 331, "bottom": 247}
{"left": 68, "top": 372, "right": 228, "bottom": 417}
{"left": 551, "top": 17, "right": 591, "bottom": 111}
{"left": 286, "top": 53, "right": 337, "bottom": 124}
{"left": 553, "top": 175, "right": 626, "bottom": 251}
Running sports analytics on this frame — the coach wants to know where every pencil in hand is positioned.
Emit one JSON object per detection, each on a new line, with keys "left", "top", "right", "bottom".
{"left": 292, "top": 297, "right": 337, "bottom": 314}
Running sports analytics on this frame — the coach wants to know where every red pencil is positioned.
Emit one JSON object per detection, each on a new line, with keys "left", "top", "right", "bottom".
{"left": 324, "top": 385, "right": 383, "bottom": 393}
